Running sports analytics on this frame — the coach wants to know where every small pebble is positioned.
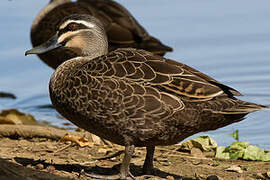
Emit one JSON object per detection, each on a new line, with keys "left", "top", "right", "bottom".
{"left": 225, "top": 165, "right": 243, "bottom": 173}
{"left": 46, "top": 165, "right": 55, "bottom": 173}
{"left": 35, "top": 163, "right": 44, "bottom": 170}
{"left": 159, "top": 158, "right": 169, "bottom": 162}
{"left": 266, "top": 171, "right": 270, "bottom": 178}
{"left": 255, "top": 172, "right": 265, "bottom": 179}
{"left": 63, "top": 122, "right": 72, "bottom": 126}
{"left": 197, "top": 174, "right": 206, "bottom": 179}
{"left": 166, "top": 176, "right": 174, "bottom": 180}
{"left": 191, "top": 147, "right": 204, "bottom": 158}
{"left": 191, "top": 159, "right": 201, "bottom": 165}
{"left": 208, "top": 161, "right": 219, "bottom": 167}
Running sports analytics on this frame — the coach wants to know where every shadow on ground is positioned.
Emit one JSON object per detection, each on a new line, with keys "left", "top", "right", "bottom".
{"left": 13, "top": 157, "right": 191, "bottom": 179}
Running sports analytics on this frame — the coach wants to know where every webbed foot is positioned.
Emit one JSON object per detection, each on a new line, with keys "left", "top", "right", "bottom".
{"left": 83, "top": 171, "right": 135, "bottom": 180}
{"left": 81, "top": 144, "right": 136, "bottom": 179}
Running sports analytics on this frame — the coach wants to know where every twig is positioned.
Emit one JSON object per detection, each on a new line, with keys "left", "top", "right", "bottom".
{"left": 0, "top": 125, "right": 94, "bottom": 141}
{"left": 53, "top": 143, "right": 73, "bottom": 154}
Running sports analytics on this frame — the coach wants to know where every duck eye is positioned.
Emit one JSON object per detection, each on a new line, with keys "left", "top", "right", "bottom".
{"left": 68, "top": 23, "right": 77, "bottom": 31}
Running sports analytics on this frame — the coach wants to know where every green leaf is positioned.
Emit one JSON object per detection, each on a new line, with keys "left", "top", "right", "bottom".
{"left": 215, "top": 141, "right": 270, "bottom": 162}
{"left": 229, "top": 150, "right": 244, "bottom": 160}
{"left": 215, "top": 146, "right": 230, "bottom": 159}
{"left": 243, "top": 145, "right": 265, "bottom": 161}
{"left": 262, "top": 151, "right": 270, "bottom": 161}
{"left": 228, "top": 129, "right": 239, "bottom": 141}
{"left": 229, "top": 141, "right": 249, "bottom": 151}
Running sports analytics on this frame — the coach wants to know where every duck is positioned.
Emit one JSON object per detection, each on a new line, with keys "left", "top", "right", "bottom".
{"left": 25, "top": 14, "right": 268, "bottom": 179}
{"left": 30, "top": 0, "right": 173, "bottom": 69}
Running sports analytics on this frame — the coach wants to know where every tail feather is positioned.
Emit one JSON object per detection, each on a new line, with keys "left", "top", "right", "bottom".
{"left": 212, "top": 101, "right": 268, "bottom": 115}
{"left": 198, "top": 99, "right": 267, "bottom": 132}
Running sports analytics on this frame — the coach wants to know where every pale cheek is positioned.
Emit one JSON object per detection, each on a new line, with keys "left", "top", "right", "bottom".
{"left": 66, "top": 37, "right": 85, "bottom": 48}
{"left": 58, "top": 31, "right": 72, "bottom": 43}
{"left": 65, "top": 37, "right": 85, "bottom": 55}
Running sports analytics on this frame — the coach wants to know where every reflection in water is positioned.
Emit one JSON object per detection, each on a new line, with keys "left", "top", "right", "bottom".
{"left": 0, "top": 0, "right": 270, "bottom": 148}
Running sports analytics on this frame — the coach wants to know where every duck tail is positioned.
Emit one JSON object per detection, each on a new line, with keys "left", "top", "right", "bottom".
{"left": 217, "top": 101, "right": 268, "bottom": 115}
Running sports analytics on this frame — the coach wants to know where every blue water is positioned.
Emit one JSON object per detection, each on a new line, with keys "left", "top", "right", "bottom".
{"left": 0, "top": 0, "right": 269, "bottom": 148}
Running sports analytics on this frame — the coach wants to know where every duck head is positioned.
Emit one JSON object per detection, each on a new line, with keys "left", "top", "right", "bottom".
{"left": 26, "top": 14, "right": 108, "bottom": 58}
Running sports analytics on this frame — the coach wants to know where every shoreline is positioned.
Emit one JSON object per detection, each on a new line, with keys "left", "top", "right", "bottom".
{"left": 0, "top": 124, "right": 269, "bottom": 180}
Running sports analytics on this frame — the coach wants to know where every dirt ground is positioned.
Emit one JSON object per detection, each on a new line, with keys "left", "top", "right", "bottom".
{"left": 0, "top": 125, "right": 270, "bottom": 180}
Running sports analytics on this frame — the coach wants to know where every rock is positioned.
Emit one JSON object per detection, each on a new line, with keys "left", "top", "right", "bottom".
{"left": 191, "top": 159, "right": 201, "bottom": 165}
{"left": 208, "top": 161, "right": 219, "bottom": 167}
{"left": 166, "top": 176, "right": 175, "bottom": 180}
{"left": 266, "top": 171, "right": 270, "bottom": 178}
{"left": 197, "top": 174, "right": 206, "bottom": 179}
{"left": 26, "top": 164, "right": 32, "bottom": 169}
{"left": 254, "top": 172, "right": 265, "bottom": 179}
{"left": 0, "top": 92, "right": 16, "bottom": 99}
{"left": 191, "top": 147, "right": 205, "bottom": 158}
{"left": 225, "top": 165, "right": 243, "bottom": 173}
{"left": 178, "top": 136, "right": 217, "bottom": 152}
{"left": 35, "top": 163, "right": 44, "bottom": 170}
{"left": 46, "top": 165, "right": 55, "bottom": 173}
{"left": 0, "top": 109, "right": 37, "bottom": 125}
{"left": 206, "top": 175, "right": 219, "bottom": 180}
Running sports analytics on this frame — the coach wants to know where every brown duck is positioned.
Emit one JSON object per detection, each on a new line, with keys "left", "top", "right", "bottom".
{"left": 25, "top": 14, "right": 268, "bottom": 179}
{"left": 31, "top": 0, "right": 173, "bottom": 69}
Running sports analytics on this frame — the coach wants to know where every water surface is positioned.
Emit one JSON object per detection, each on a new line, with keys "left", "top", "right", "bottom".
{"left": 0, "top": 0, "right": 269, "bottom": 148}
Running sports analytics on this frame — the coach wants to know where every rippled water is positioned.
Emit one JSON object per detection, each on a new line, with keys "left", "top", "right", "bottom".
{"left": 0, "top": 0, "right": 270, "bottom": 148}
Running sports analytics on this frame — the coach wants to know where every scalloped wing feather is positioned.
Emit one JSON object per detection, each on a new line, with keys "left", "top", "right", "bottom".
{"left": 82, "top": 48, "right": 231, "bottom": 102}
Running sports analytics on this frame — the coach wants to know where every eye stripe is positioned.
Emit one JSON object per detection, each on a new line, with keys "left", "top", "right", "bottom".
{"left": 59, "top": 20, "right": 95, "bottom": 30}
{"left": 58, "top": 29, "right": 89, "bottom": 44}
{"left": 58, "top": 23, "right": 88, "bottom": 37}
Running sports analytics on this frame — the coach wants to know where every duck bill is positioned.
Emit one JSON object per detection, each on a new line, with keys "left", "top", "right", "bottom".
{"left": 25, "top": 34, "right": 62, "bottom": 56}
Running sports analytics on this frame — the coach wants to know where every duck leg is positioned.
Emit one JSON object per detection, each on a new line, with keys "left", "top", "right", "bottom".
{"left": 142, "top": 146, "right": 155, "bottom": 174}
{"left": 120, "top": 144, "right": 135, "bottom": 179}
{"left": 84, "top": 144, "right": 135, "bottom": 180}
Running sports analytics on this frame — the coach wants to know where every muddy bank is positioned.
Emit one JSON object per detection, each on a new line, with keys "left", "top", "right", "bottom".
{"left": 0, "top": 125, "right": 270, "bottom": 180}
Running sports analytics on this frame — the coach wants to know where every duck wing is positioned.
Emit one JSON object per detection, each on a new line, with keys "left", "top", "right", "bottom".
{"left": 86, "top": 48, "right": 240, "bottom": 100}
{"left": 69, "top": 48, "right": 244, "bottom": 120}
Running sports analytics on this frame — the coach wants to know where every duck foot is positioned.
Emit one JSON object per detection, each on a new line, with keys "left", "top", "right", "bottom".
{"left": 82, "top": 171, "right": 135, "bottom": 180}
{"left": 81, "top": 144, "right": 136, "bottom": 179}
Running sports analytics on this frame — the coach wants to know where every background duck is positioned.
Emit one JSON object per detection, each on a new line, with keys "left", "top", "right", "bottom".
{"left": 26, "top": 14, "right": 267, "bottom": 179}
{"left": 30, "top": 0, "right": 173, "bottom": 69}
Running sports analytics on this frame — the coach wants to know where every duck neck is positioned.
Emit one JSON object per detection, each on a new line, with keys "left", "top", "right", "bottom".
{"left": 81, "top": 43, "right": 108, "bottom": 60}
{"left": 80, "top": 31, "right": 109, "bottom": 60}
